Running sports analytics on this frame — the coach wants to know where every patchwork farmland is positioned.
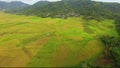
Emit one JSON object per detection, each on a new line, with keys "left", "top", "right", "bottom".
{"left": 0, "top": 12, "right": 118, "bottom": 67}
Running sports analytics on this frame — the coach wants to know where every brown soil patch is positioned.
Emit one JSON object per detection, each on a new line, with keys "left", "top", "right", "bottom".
{"left": 92, "top": 53, "right": 113, "bottom": 66}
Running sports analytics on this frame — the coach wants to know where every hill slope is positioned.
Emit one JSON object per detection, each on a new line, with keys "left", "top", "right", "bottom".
{"left": 8, "top": 0, "right": 120, "bottom": 20}
{"left": 0, "top": 1, "right": 29, "bottom": 11}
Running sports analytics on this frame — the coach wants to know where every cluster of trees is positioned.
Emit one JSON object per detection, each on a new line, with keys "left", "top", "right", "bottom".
{"left": 99, "top": 18, "right": 120, "bottom": 67}
{"left": 6, "top": 0, "right": 120, "bottom": 20}
{"left": 100, "top": 35, "right": 120, "bottom": 67}
{"left": 115, "top": 17, "right": 120, "bottom": 35}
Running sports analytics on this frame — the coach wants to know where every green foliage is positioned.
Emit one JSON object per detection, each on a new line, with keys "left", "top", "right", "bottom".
{"left": 6, "top": 0, "right": 120, "bottom": 20}
{"left": 100, "top": 35, "right": 120, "bottom": 67}
{"left": 112, "top": 47, "right": 120, "bottom": 66}
{"left": 115, "top": 17, "right": 120, "bottom": 35}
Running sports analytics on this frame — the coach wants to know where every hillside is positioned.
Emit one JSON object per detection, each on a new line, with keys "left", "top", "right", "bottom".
{"left": 7, "top": 0, "right": 120, "bottom": 20}
{"left": 0, "top": 12, "right": 118, "bottom": 67}
{"left": 0, "top": 0, "right": 120, "bottom": 67}
{"left": 0, "top": 1, "right": 29, "bottom": 11}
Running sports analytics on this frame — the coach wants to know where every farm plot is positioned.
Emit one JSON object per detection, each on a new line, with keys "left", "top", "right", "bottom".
{"left": 0, "top": 12, "right": 118, "bottom": 67}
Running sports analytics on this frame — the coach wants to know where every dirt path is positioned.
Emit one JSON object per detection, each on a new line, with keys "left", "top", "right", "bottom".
{"left": 22, "top": 46, "right": 33, "bottom": 59}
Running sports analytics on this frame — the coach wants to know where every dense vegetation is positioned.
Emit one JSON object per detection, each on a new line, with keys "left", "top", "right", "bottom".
{"left": 6, "top": 0, "right": 120, "bottom": 20}
{"left": 98, "top": 18, "right": 120, "bottom": 67}
{"left": 76, "top": 17, "right": 120, "bottom": 67}
{"left": 100, "top": 36, "right": 120, "bottom": 67}
{"left": 115, "top": 17, "right": 120, "bottom": 35}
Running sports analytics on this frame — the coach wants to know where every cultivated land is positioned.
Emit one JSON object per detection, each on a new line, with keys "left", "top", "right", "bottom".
{"left": 0, "top": 12, "right": 118, "bottom": 67}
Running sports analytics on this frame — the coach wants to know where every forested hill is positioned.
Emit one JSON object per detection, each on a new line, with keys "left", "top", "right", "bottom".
{"left": 6, "top": 0, "right": 120, "bottom": 20}
{"left": 0, "top": 1, "right": 29, "bottom": 11}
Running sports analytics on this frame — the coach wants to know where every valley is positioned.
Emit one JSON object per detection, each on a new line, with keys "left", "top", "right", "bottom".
{"left": 0, "top": 12, "right": 118, "bottom": 67}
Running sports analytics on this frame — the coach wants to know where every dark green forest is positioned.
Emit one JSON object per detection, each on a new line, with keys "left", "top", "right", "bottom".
{"left": 6, "top": 0, "right": 120, "bottom": 20}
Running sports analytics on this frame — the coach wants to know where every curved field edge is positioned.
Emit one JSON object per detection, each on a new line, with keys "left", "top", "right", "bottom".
{"left": 0, "top": 12, "right": 119, "bottom": 67}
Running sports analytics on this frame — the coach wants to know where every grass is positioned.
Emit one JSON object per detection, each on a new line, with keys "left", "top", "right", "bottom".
{"left": 0, "top": 12, "right": 119, "bottom": 67}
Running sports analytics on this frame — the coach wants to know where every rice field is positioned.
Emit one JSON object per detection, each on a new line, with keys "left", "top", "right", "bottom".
{"left": 0, "top": 12, "right": 118, "bottom": 67}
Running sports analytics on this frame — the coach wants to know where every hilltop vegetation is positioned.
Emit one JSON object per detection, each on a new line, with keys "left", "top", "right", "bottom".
{"left": 6, "top": 0, "right": 120, "bottom": 20}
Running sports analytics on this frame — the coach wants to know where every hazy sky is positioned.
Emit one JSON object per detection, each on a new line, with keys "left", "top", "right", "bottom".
{"left": 0, "top": 0, "right": 61, "bottom": 4}
{"left": 0, "top": 0, "right": 120, "bottom": 4}
{"left": 93, "top": 0, "right": 120, "bottom": 3}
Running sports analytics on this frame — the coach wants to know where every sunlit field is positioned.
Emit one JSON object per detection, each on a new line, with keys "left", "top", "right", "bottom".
{"left": 0, "top": 12, "right": 118, "bottom": 67}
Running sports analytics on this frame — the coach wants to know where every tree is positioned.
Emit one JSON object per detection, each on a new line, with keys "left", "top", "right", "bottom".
{"left": 100, "top": 36, "right": 120, "bottom": 67}
{"left": 115, "top": 17, "right": 120, "bottom": 35}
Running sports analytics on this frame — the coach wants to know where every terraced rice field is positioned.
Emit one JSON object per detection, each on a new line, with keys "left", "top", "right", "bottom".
{"left": 0, "top": 12, "right": 118, "bottom": 67}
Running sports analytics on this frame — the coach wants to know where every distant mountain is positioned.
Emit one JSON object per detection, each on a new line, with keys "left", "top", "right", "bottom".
{"left": 15, "top": 1, "right": 50, "bottom": 15}
{"left": 0, "top": 1, "right": 29, "bottom": 11}
{"left": 6, "top": 0, "right": 120, "bottom": 20}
